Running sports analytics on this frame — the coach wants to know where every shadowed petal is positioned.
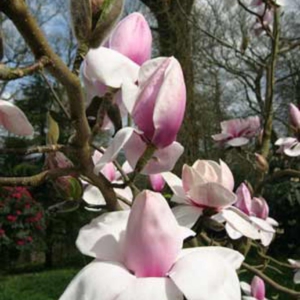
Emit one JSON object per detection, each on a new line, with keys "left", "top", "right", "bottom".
{"left": 169, "top": 248, "right": 243, "bottom": 300}
{"left": 59, "top": 260, "right": 134, "bottom": 300}
{"left": 76, "top": 211, "right": 130, "bottom": 262}
{"left": 172, "top": 205, "right": 203, "bottom": 228}
{"left": 116, "top": 277, "right": 183, "bottom": 300}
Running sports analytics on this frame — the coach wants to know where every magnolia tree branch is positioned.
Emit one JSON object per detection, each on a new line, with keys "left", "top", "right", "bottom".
{"left": 0, "top": 56, "right": 50, "bottom": 80}
{"left": 0, "top": 168, "right": 78, "bottom": 186}
{"left": 0, "top": 0, "right": 120, "bottom": 211}
{"left": 260, "top": 8, "right": 280, "bottom": 158}
{"left": 0, "top": 144, "right": 67, "bottom": 155}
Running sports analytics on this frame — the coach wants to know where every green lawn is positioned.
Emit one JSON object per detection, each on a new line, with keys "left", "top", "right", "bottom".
{"left": 0, "top": 269, "right": 78, "bottom": 300}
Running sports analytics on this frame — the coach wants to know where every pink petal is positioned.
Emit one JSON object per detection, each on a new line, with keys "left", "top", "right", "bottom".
{"left": 149, "top": 173, "right": 165, "bottom": 192}
{"left": 0, "top": 100, "right": 34, "bottom": 136}
{"left": 115, "top": 277, "right": 183, "bottom": 300}
{"left": 235, "top": 183, "right": 252, "bottom": 215}
{"left": 169, "top": 248, "right": 243, "bottom": 300}
{"left": 289, "top": 103, "right": 300, "bottom": 129}
{"left": 181, "top": 164, "right": 205, "bottom": 193}
{"left": 152, "top": 57, "right": 186, "bottom": 148}
{"left": 219, "top": 159, "right": 235, "bottom": 191}
{"left": 132, "top": 57, "right": 172, "bottom": 143}
{"left": 192, "top": 160, "right": 219, "bottom": 183}
{"left": 84, "top": 47, "right": 139, "bottom": 88}
{"left": 251, "top": 276, "right": 265, "bottom": 300}
{"left": 251, "top": 197, "right": 269, "bottom": 219}
{"left": 123, "top": 191, "right": 185, "bottom": 277}
{"left": 187, "top": 182, "right": 237, "bottom": 209}
{"left": 109, "top": 13, "right": 152, "bottom": 65}
{"left": 76, "top": 211, "right": 130, "bottom": 262}
{"left": 59, "top": 261, "right": 134, "bottom": 300}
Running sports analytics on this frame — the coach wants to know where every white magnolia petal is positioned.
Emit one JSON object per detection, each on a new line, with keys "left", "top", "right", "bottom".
{"left": 222, "top": 207, "right": 260, "bottom": 240}
{"left": 284, "top": 143, "right": 300, "bottom": 157}
{"left": 225, "top": 223, "right": 244, "bottom": 240}
{"left": 242, "top": 297, "right": 257, "bottom": 300}
{"left": 169, "top": 249, "right": 242, "bottom": 300}
{"left": 59, "top": 261, "right": 134, "bottom": 300}
{"left": 266, "top": 217, "right": 279, "bottom": 227}
{"left": 288, "top": 259, "right": 300, "bottom": 268}
{"left": 227, "top": 137, "right": 249, "bottom": 147}
{"left": 76, "top": 211, "right": 130, "bottom": 261}
{"left": 83, "top": 185, "right": 105, "bottom": 206}
{"left": 122, "top": 79, "right": 139, "bottom": 114}
{"left": 84, "top": 47, "right": 139, "bottom": 88}
{"left": 116, "top": 277, "right": 183, "bottom": 300}
{"left": 172, "top": 205, "right": 203, "bottom": 228}
{"left": 240, "top": 282, "right": 251, "bottom": 296}
{"left": 141, "top": 142, "right": 184, "bottom": 174}
{"left": 294, "top": 270, "right": 300, "bottom": 284}
{"left": 162, "top": 172, "right": 186, "bottom": 200}
{"left": 250, "top": 217, "right": 275, "bottom": 233}
{"left": 275, "top": 137, "right": 297, "bottom": 146}
{"left": 260, "top": 231, "right": 274, "bottom": 247}
{"left": 176, "top": 247, "right": 244, "bottom": 270}
{"left": 94, "top": 127, "right": 136, "bottom": 174}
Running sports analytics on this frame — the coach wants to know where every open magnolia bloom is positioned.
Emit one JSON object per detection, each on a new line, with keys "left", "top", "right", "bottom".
{"left": 93, "top": 56, "right": 186, "bottom": 174}
{"left": 60, "top": 190, "right": 244, "bottom": 300}
{"left": 275, "top": 104, "right": 300, "bottom": 157}
{"left": 241, "top": 276, "right": 268, "bottom": 300}
{"left": 212, "top": 116, "right": 260, "bottom": 147}
{"left": 82, "top": 150, "right": 132, "bottom": 210}
{"left": 288, "top": 259, "right": 300, "bottom": 284}
{"left": 163, "top": 160, "right": 260, "bottom": 239}
{"left": 226, "top": 183, "right": 278, "bottom": 246}
{"left": 0, "top": 100, "right": 34, "bottom": 136}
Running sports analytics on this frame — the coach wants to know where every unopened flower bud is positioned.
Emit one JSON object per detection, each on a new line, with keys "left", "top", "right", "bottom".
{"left": 289, "top": 103, "right": 300, "bottom": 131}
{"left": 255, "top": 153, "right": 269, "bottom": 173}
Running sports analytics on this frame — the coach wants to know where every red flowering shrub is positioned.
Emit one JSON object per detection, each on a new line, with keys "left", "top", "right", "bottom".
{"left": 0, "top": 186, "right": 45, "bottom": 250}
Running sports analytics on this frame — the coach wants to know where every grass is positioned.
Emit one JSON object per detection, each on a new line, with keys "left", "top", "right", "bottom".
{"left": 0, "top": 268, "right": 78, "bottom": 300}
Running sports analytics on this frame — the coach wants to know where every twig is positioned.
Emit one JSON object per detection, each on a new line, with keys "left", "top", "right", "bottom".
{"left": 0, "top": 144, "right": 67, "bottom": 155}
{"left": 0, "top": 56, "right": 50, "bottom": 80}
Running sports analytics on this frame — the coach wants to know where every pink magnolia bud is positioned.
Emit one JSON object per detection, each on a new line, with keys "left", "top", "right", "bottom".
{"left": 149, "top": 173, "right": 165, "bottom": 192}
{"left": 251, "top": 276, "right": 265, "bottom": 300}
{"left": 251, "top": 197, "right": 269, "bottom": 220}
{"left": 108, "top": 12, "right": 152, "bottom": 65}
{"left": 289, "top": 103, "right": 300, "bottom": 130}
{"left": 132, "top": 57, "right": 186, "bottom": 148}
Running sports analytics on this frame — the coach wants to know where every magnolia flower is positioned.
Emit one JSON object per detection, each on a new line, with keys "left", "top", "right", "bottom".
{"left": 149, "top": 173, "right": 165, "bottom": 192}
{"left": 212, "top": 116, "right": 260, "bottom": 147}
{"left": 93, "top": 56, "right": 186, "bottom": 174}
{"left": 288, "top": 259, "right": 300, "bottom": 284}
{"left": 275, "top": 104, "right": 300, "bottom": 157}
{"left": 83, "top": 12, "right": 151, "bottom": 109}
{"left": 228, "top": 183, "right": 278, "bottom": 246}
{"left": 83, "top": 150, "right": 132, "bottom": 210}
{"left": 163, "top": 160, "right": 260, "bottom": 239}
{"left": 60, "top": 190, "right": 244, "bottom": 300}
{"left": 241, "top": 276, "right": 268, "bottom": 300}
{"left": 0, "top": 100, "right": 33, "bottom": 136}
